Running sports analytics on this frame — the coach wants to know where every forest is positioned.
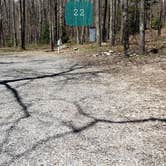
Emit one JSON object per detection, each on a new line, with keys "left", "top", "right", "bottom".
{"left": 0, "top": 0, "right": 165, "bottom": 56}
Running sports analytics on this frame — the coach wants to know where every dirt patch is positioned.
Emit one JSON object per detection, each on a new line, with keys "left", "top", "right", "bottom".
{"left": 74, "top": 50, "right": 166, "bottom": 91}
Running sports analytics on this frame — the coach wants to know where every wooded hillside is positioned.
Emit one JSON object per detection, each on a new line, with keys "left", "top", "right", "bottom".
{"left": 0, "top": 0, "right": 165, "bottom": 55}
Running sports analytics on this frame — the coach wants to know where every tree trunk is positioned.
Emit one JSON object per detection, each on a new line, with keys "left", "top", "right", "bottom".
{"left": 163, "top": 0, "right": 166, "bottom": 25}
{"left": 59, "top": 0, "right": 63, "bottom": 40}
{"left": 76, "top": 27, "right": 80, "bottom": 44}
{"left": 102, "top": 0, "right": 108, "bottom": 42}
{"left": 54, "top": 0, "right": 58, "bottom": 43}
{"left": 0, "top": 0, "right": 2, "bottom": 47}
{"left": 110, "top": 0, "right": 116, "bottom": 46}
{"left": 20, "top": 0, "right": 26, "bottom": 50}
{"left": 158, "top": 0, "right": 163, "bottom": 36}
{"left": 122, "top": 0, "right": 129, "bottom": 56}
{"left": 80, "top": 27, "right": 85, "bottom": 44}
{"left": 120, "top": 1, "right": 124, "bottom": 44}
{"left": 49, "top": 0, "right": 54, "bottom": 51}
{"left": 139, "top": 0, "right": 145, "bottom": 54}
{"left": 96, "top": 0, "right": 101, "bottom": 46}
{"left": 13, "top": 0, "right": 18, "bottom": 47}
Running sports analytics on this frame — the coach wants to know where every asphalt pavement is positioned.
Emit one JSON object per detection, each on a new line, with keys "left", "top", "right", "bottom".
{"left": 0, "top": 52, "right": 165, "bottom": 166}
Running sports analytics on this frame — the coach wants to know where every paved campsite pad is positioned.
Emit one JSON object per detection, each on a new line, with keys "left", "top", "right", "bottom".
{"left": 0, "top": 51, "right": 165, "bottom": 166}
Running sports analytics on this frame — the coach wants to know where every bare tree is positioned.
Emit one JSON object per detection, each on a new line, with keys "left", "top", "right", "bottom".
{"left": 96, "top": 0, "right": 101, "bottom": 46}
{"left": 158, "top": 0, "right": 164, "bottom": 36}
{"left": 13, "top": 0, "right": 18, "bottom": 47}
{"left": 49, "top": 0, "right": 55, "bottom": 51}
{"left": 102, "top": 0, "right": 108, "bottom": 42}
{"left": 122, "top": 0, "right": 129, "bottom": 56}
{"left": 110, "top": 0, "right": 116, "bottom": 46}
{"left": 0, "top": 0, "right": 2, "bottom": 47}
{"left": 0, "top": 0, "right": 165, "bottom": 55}
{"left": 59, "top": 0, "right": 63, "bottom": 41}
{"left": 139, "top": 0, "right": 145, "bottom": 54}
{"left": 20, "top": 0, "right": 26, "bottom": 49}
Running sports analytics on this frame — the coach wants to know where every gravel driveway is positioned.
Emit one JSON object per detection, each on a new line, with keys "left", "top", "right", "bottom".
{"left": 0, "top": 52, "right": 165, "bottom": 166}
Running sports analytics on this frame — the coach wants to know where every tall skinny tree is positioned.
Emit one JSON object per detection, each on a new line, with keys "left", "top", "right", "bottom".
{"left": 96, "top": 0, "right": 101, "bottom": 46}
{"left": 49, "top": 0, "right": 54, "bottom": 51}
{"left": 110, "top": 0, "right": 116, "bottom": 46}
{"left": 122, "top": 0, "right": 129, "bottom": 56}
{"left": 13, "top": 0, "right": 18, "bottom": 47}
{"left": 0, "top": 0, "right": 2, "bottom": 47}
{"left": 20, "top": 0, "right": 26, "bottom": 50}
{"left": 139, "top": 0, "right": 145, "bottom": 54}
{"left": 158, "top": 0, "right": 163, "bottom": 36}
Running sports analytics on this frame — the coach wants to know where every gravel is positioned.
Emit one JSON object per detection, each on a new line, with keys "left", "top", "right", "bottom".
{"left": 0, "top": 52, "right": 165, "bottom": 166}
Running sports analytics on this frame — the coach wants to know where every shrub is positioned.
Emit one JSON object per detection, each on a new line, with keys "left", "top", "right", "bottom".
{"left": 151, "top": 17, "right": 162, "bottom": 30}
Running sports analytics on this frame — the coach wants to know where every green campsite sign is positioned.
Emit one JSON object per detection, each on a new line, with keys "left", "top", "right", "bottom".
{"left": 65, "top": 0, "right": 93, "bottom": 26}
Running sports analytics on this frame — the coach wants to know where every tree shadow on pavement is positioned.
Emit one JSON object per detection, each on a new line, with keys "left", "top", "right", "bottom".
{"left": 0, "top": 63, "right": 166, "bottom": 166}
{"left": 3, "top": 83, "right": 30, "bottom": 117}
{"left": 0, "top": 63, "right": 107, "bottom": 117}
{"left": 2, "top": 101, "right": 166, "bottom": 166}
{"left": 0, "top": 64, "right": 105, "bottom": 84}
{"left": 0, "top": 64, "right": 83, "bottom": 114}
{"left": 63, "top": 102, "right": 166, "bottom": 133}
{"left": 0, "top": 63, "right": 107, "bottom": 165}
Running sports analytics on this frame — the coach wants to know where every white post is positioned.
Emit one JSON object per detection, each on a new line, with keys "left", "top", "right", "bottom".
{"left": 57, "top": 39, "right": 62, "bottom": 54}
